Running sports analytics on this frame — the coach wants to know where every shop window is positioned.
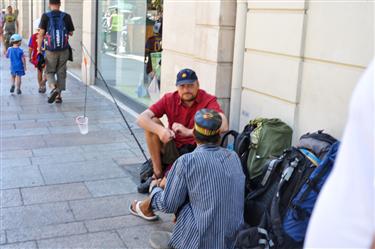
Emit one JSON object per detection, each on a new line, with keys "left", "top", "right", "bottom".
{"left": 97, "top": 0, "right": 163, "bottom": 108}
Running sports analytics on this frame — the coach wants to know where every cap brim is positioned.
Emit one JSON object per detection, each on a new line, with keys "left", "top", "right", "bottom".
{"left": 176, "top": 79, "right": 196, "bottom": 86}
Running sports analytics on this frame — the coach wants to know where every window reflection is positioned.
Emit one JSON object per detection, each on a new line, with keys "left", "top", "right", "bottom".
{"left": 97, "top": 0, "right": 163, "bottom": 107}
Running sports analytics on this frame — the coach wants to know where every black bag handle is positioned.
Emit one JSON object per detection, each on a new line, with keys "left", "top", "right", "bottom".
{"left": 220, "top": 130, "right": 239, "bottom": 148}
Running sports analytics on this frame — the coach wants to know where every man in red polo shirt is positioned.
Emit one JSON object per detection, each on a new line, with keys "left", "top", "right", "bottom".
{"left": 136, "top": 68, "right": 228, "bottom": 184}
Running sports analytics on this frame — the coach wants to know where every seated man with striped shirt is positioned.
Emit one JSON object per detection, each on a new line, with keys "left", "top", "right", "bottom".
{"left": 131, "top": 109, "right": 245, "bottom": 249}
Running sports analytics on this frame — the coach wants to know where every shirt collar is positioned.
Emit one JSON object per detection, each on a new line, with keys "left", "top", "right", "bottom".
{"left": 195, "top": 143, "right": 220, "bottom": 152}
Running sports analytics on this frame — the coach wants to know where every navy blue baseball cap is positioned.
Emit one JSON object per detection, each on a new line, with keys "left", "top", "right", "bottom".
{"left": 194, "top": 109, "right": 222, "bottom": 137}
{"left": 176, "top": 69, "right": 198, "bottom": 86}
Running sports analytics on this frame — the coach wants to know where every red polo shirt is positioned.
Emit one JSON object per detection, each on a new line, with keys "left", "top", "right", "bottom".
{"left": 149, "top": 89, "right": 223, "bottom": 148}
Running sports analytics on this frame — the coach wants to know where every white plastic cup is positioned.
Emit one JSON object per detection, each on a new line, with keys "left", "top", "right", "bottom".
{"left": 75, "top": 116, "right": 89, "bottom": 135}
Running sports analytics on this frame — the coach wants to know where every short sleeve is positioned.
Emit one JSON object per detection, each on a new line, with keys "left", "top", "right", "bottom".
{"left": 149, "top": 94, "right": 167, "bottom": 118}
{"left": 64, "top": 14, "right": 75, "bottom": 32}
{"left": 39, "top": 13, "right": 48, "bottom": 30}
{"left": 206, "top": 97, "right": 223, "bottom": 114}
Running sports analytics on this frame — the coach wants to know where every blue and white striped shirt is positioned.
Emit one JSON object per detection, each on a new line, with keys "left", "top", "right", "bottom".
{"left": 151, "top": 144, "right": 245, "bottom": 249}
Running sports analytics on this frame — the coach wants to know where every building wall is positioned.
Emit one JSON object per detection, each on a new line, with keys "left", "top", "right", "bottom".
{"left": 161, "top": 0, "right": 236, "bottom": 115}
{"left": 296, "top": 1, "right": 373, "bottom": 138}
{"left": 240, "top": 0, "right": 373, "bottom": 140}
{"left": 61, "top": 0, "right": 83, "bottom": 68}
{"left": 18, "top": 0, "right": 29, "bottom": 38}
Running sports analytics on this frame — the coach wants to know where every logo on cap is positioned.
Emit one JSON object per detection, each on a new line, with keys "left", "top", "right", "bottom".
{"left": 203, "top": 113, "right": 214, "bottom": 119}
{"left": 182, "top": 73, "right": 187, "bottom": 78}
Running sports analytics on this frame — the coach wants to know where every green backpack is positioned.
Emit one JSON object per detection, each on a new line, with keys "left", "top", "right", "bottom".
{"left": 247, "top": 118, "right": 293, "bottom": 182}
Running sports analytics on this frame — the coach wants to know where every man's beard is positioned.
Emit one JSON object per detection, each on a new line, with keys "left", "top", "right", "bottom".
{"left": 182, "top": 93, "right": 196, "bottom": 102}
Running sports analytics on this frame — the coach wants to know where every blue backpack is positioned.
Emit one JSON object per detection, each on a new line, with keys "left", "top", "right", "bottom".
{"left": 235, "top": 131, "right": 339, "bottom": 249}
{"left": 282, "top": 142, "right": 339, "bottom": 242}
{"left": 45, "top": 11, "right": 69, "bottom": 51}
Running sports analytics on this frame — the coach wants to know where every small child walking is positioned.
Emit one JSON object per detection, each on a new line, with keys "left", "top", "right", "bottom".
{"left": 6, "top": 34, "right": 26, "bottom": 95}
{"left": 29, "top": 18, "right": 47, "bottom": 93}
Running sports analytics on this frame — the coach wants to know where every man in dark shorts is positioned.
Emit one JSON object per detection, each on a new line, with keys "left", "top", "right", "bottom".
{"left": 37, "top": 0, "right": 74, "bottom": 104}
{"left": 135, "top": 68, "right": 228, "bottom": 190}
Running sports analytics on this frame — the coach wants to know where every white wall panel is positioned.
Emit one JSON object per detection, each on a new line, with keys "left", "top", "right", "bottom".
{"left": 239, "top": 89, "right": 296, "bottom": 129}
{"left": 248, "top": 0, "right": 305, "bottom": 10}
{"left": 243, "top": 51, "right": 301, "bottom": 102}
{"left": 296, "top": 61, "right": 364, "bottom": 138}
{"left": 304, "top": 1, "right": 374, "bottom": 67}
{"left": 245, "top": 11, "right": 305, "bottom": 56}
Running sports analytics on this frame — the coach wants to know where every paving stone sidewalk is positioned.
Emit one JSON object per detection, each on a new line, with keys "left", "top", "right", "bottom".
{"left": 0, "top": 47, "right": 173, "bottom": 249}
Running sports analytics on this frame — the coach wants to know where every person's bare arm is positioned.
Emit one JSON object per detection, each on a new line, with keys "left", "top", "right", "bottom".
{"left": 37, "top": 29, "right": 46, "bottom": 53}
{"left": 171, "top": 123, "right": 193, "bottom": 137}
{"left": 28, "top": 48, "right": 33, "bottom": 62}
{"left": 136, "top": 109, "right": 175, "bottom": 144}
{"left": 218, "top": 112, "right": 229, "bottom": 133}
{"left": 22, "top": 55, "right": 26, "bottom": 71}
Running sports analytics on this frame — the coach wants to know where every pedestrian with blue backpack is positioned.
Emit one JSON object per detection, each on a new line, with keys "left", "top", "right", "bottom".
{"left": 6, "top": 33, "right": 26, "bottom": 95}
{"left": 37, "top": 0, "right": 74, "bottom": 104}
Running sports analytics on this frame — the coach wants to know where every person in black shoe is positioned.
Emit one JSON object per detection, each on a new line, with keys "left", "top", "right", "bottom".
{"left": 37, "top": 0, "right": 74, "bottom": 103}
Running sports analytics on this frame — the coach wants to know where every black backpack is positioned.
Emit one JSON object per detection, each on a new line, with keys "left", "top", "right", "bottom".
{"left": 236, "top": 131, "right": 339, "bottom": 249}
{"left": 221, "top": 125, "right": 253, "bottom": 180}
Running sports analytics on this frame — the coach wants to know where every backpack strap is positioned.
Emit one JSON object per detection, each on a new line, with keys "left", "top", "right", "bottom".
{"left": 257, "top": 228, "right": 275, "bottom": 249}
{"left": 58, "top": 11, "right": 66, "bottom": 24}
{"left": 46, "top": 11, "right": 65, "bottom": 22}
{"left": 260, "top": 158, "right": 282, "bottom": 187}
{"left": 270, "top": 156, "right": 300, "bottom": 245}
{"left": 291, "top": 154, "right": 333, "bottom": 220}
{"left": 220, "top": 130, "right": 238, "bottom": 148}
{"left": 299, "top": 148, "right": 321, "bottom": 167}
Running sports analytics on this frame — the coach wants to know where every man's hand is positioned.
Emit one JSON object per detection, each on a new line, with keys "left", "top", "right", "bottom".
{"left": 172, "top": 122, "right": 193, "bottom": 137}
{"left": 150, "top": 178, "right": 161, "bottom": 190}
{"left": 150, "top": 177, "right": 166, "bottom": 190}
{"left": 158, "top": 127, "right": 175, "bottom": 144}
{"left": 159, "top": 177, "right": 166, "bottom": 189}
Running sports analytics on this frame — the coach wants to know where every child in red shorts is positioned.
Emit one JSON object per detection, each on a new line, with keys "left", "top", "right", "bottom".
{"left": 28, "top": 19, "right": 47, "bottom": 93}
